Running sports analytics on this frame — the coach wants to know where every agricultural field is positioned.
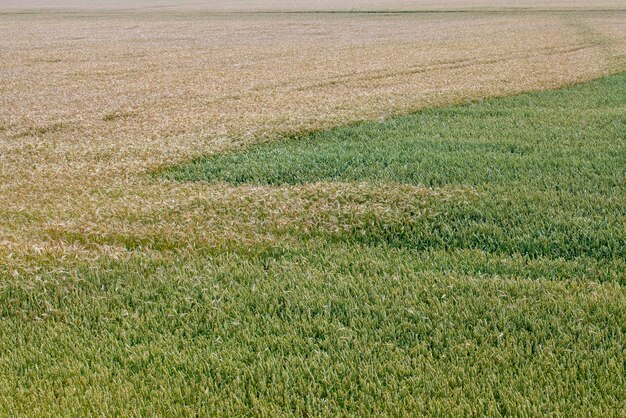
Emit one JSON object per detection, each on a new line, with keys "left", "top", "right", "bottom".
{"left": 0, "top": 1, "right": 625, "bottom": 415}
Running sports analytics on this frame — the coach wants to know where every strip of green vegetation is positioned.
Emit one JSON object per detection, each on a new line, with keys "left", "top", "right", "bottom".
{"left": 1, "top": 74, "right": 624, "bottom": 416}
{"left": 164, "top": 74, "right": 625, "bottom": 188}
{"left": 163, "top": 73, "right": 626, "bottom": 264}
{"left": 1, "top": 244, "right": 624, "bottom": 416}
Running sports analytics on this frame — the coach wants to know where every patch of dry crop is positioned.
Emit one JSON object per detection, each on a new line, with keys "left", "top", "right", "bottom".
{"left": 0, "top": 4, "right": 625, "bottom": 268}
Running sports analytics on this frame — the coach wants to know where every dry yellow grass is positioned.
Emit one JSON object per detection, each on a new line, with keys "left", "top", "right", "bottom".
{"left": 1, "top": 3, "right": 625, "bottom": 268}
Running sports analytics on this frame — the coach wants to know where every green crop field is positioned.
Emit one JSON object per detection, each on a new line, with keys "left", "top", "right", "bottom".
{"left": 1, "top": 72, "right": 624, "bottom": 416}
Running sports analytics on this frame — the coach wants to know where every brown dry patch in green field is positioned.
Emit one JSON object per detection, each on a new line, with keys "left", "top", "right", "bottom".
{"left": 0, "top": 6, "right": 625, "bottom": 267}
{"left": 36, "top": 182, "right": 472, "bottom": 257}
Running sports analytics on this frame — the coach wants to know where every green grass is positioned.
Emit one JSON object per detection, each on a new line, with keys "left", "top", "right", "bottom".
{"left": 2, "top": 74, "right": 625, "bottom": 416}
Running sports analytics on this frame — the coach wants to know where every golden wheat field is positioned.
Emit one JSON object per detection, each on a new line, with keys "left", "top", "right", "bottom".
{"left": 1, "top": 2, "right": 625, "bottom": 414}
{"left": 1, "top": 2, "right": 624, "bottom": 268}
